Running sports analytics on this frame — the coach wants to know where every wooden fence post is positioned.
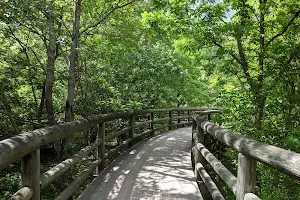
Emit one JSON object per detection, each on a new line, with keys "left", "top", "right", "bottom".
{"left": 192, "top": 118, "right": 196, "bottom": 132}
{"left": 169, "top": 111, "right": 172, "bottom": 130}
{"left": 98, "top": 122, "right": 105, "bottom": 172}
{"left": 193, "top": 118, "right": 208, "bottom": 198}
{"left": 208, "top": 114, "right": 211, "bottom": 121}
{"left": 150, "top": 112, "right": 154, "bottom": 136}
{"left": 187, "top": 111, "right": 190, "bottom": 123}
{"left": 21, "top": 149, "right": 40, "bottom": 200}
{"left": 194, "top": 121, "right": 205, "bottom": 180}
{"left": 129, "top": 114, "right": 135, "bottom": 145}
{"left": 177, "top": 110, "right": 181, "bottom": 128}
{"left": 236, "top": 153, "right": 256, "bottom": 200}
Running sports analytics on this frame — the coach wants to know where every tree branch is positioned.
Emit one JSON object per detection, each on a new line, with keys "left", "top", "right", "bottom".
{"left": 212, "top": 39, "right": 253, "bottom": 87}
{"left": 80, "top": 0, "right": 136, "bottom": 35}
{"left": 265, "top": 10, "right": 300, "bottom": 48}
{"left": 236, "top": 36, "right": 252, "bottom": 82}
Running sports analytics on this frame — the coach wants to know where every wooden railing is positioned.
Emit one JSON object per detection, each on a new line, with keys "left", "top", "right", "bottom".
{"left": 0, "top": 107, "right": 220, "bottom": 200}
{"left": 191, "top": 114, "right": 300, "bottom": 200}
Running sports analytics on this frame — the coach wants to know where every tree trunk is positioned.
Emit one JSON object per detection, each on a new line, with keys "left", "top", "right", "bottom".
{"left": 255, "top": 0, "right": 267, "bottom": 129}
{"left": 45, "top": 0, "right": 56, "bottom": 126}
{"left": 45, "top": 0, "right": 62, "bottom": 155}
{"left": 65, "top": 0, "right": 82, "bottom": 122}
{"left": 0, "top": 83, "right": 20, "bottom": 134}
{"left": 37, "top": 82, "right": 46, "bottom": 123}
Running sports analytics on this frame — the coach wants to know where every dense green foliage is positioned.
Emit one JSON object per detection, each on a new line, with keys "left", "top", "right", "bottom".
{"left": 0, "top": 0, "right": 299, "bottom": 199}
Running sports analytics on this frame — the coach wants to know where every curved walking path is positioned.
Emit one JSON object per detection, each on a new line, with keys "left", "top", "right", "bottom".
{"left": 78, "top": 127, "right": 202, "bottom": 200}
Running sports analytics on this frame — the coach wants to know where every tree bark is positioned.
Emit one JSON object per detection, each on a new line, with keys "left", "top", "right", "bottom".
{"left": 44, "top": 0, "right": 62, "bottom": 155}
{"left": 0, "top": 83, "right": 20, "bottom": 134}
{"left": 37, "top": 82, "right": 46, "bottom": 123}
{"left": 236, "top": 36, "right": 252, "bottom": 88}
{"left": 45, "top": 0, "right": 56, "bottom": 126}
{"left": 65, "top": 0, "right": 82, "bottom": 122}
{"left": 255, "top": 0, "right": 267, "bottom": 128}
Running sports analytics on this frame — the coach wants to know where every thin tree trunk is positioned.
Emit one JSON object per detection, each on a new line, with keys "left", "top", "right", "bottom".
{"left": 45, "top": 0, "right": 56, "bottom": 126}
{"left": 44, "top": 0, "right": 62, "bottom": 155}
{"left": 37, "top": 81, "right": 46, "bottom": 123}
{"left": 0, "top": 83, "right": 20, "bottom": 134}
{"left": 8, "top": 26, "right": 39, "bottom": 110}
{"left": 65, "top": 0, "right": 82, "bottom": 122}
{"left": 255, "top": 0, "right": 267, "bottom": 129}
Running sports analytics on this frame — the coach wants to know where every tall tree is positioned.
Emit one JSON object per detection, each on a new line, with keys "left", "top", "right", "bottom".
{"left": 64, "top": 0, "right": 136, "bottom": 122}
{"left": 44, "top": 0, "right": 57, "bottom": 126}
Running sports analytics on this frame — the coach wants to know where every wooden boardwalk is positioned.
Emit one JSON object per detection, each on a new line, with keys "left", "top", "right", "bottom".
{"left": 78, "top": 127, "right": 203, "bottom": 200}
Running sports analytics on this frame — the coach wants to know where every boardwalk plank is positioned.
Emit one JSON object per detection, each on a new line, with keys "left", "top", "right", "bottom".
{"left": 78, "top": 127, "right": 202, "bottom": 200}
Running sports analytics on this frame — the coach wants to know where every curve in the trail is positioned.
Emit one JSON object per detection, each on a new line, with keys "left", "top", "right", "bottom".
{"left": 78, "top": 127, "right": 203, "bottom": 200}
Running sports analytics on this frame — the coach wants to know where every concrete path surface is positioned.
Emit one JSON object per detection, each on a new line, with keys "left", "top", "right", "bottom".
{"left": 78, "top": 127, "right": 203, "bottom": 200}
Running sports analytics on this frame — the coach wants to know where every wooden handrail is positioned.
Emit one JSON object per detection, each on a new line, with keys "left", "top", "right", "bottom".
{"left": 196, "top": 117, "right": 300, "bottom": 179}
{"left": 9, "top": 187, "right": 33, "bottom": 200}
{"left": 191, "top": 114, "right": 300, "bottom": 200}
{"left": 40, "top": 139, "right": 102, "bottom": 189}
{"left": 1, "top": 107, "right": 218, "bottom": 200}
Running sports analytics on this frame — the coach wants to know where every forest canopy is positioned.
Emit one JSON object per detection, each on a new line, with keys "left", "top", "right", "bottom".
{"left": 0, "top": 0, "right": 299, "bottom": 199}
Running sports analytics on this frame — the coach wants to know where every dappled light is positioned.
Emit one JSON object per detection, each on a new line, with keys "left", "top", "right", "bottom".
{"left": 78, "top": 127, "right": 202, "bottom": 200}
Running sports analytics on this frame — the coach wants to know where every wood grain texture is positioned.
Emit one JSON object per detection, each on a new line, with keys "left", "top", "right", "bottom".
{"left": 196, "top": 143, "right": 237, "bottom": 194}
{"left": 244, "top": 193, "right": 261, "bottom": 200}
{"left": 78, "top": 127, "right": 202, "bottom": 200}
{"left": 133, "top": 129, "right": 152, "bottom": 141}
{"left": 40, "top": 139, "right": 102, "bottom": 189}
{"left": 105, "top": 138, "right": 132, "bottom": 159}
{"left": 106, "top": 127, "right": 130, "bottom": 141}
{"left": 9, "top": 187, "right": 33, "bottom": 200}
{"left": 150, "top": 112, "right": 154, "bottom": 136}
{"left": 133, "top": 120, "right": 152, "bottom": 129}
{"left": 98, "top": 122, "right": 105, "bottom": 171}
{"left": 0, "top": 107, "right": 219, "bottom": 169}
{"left": 128, "top": 115, "right": 135, "bottom": 146}
{"left": 168, "top": 111, "right": 172, "bottom": 130}
{"left": 21, "top": 149, "right": 40, "bottom": 200}
{"left": 195, "top": 163, "right": 225, "bottom": 200}
{"left": 55, "top": 159, "right": 102, "bottom": 200}
{"left": 236, "top": 154, "right": 256, "bottom": 200}
{"left": 197, "top": 118, "right": 300, "bottom": 179}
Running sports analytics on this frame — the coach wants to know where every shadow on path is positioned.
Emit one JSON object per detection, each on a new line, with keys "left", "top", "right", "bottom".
{"left": 78, "top": 127, "right": 203, "bottom": 200}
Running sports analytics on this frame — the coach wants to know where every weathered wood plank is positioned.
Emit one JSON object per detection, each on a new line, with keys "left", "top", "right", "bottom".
{"left": 0, "top": 107, "right": 219, "bottom": 170}
{"left": 153, "top": 117, "right": 170, "bottom": 123}
{"left": 244, "top": 193, "right": 261, "bottom": 200}
{"left": 193, "top": 123, "right": 208, "bottom": 197}
{"left": 0, "top": 119, "right": 94, "bottom": 170}
{"left": 106, "top": 127, "right": 130, "bottom": 141}
{"left": 177, "top": 121, "right": 191, "bottom": 127}
{"left": 177, "top": 110, "right": 181, "bottom": 127}
{"left": 150, "top": 112, "right": 154, "bottom": 136}
{"left": 128, "top": 115, "right": 135, "bottom": 145}
{"left": 78, "top": 127, "right": 202, "bottom": 200}
{"left": 54, "top": 159, "right": 102, "bottom": 200}
{"left": 133, "top": 120, "right": 152, "bottom": 129}
{"left": 98, "top": 123, "right": 105, "bottom": 171}
{"left": 195, "top": 163, "right": 225, "bottom": 200}
{"left": 9, "top": 187, "right": 33, "bottom": 200}
{"left": 168, "top": 111, "right": 172, "bottom": 130}
{"left": 133, "top": 129, "right": 152, "bottom": 141}
{"left": 105, "top": 138, "right": 132, "bottom": 159}
{"left": 21, "top": 149, "right": 40, "bottom": 200}
{"left": 197, "top": 119, "right": 300, "bottom": 180}
{"left": 172, "top": 115, "right": 190, "bottom": 120}
{"left": 196, "top": 143, "right": 237, "bottom": 194}
{"left": 40, "top": 139, "right": 102, "bottom": 189}
{"left": 133, "top": 107, "right": 221, "bottom": 114}
{"left": 236, "top": 154, "right": 256, "bottom": 200}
